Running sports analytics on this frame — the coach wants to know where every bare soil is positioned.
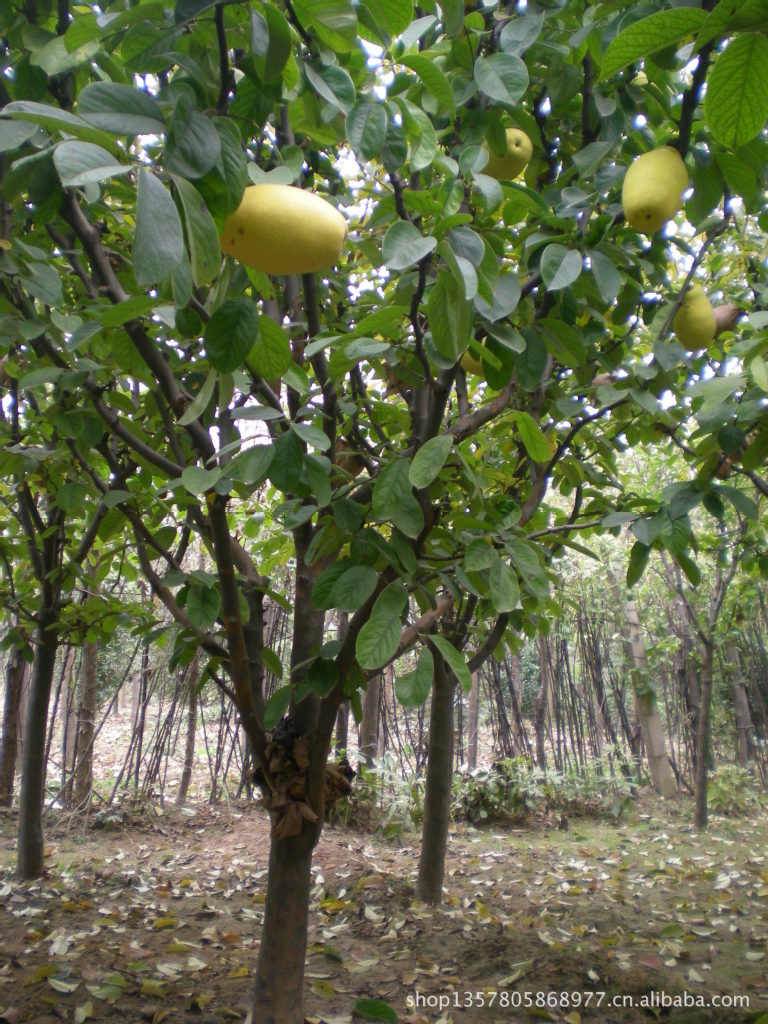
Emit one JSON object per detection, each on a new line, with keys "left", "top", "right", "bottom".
{"left": 0, "top": 795, "right": 766, "bottom": 1024}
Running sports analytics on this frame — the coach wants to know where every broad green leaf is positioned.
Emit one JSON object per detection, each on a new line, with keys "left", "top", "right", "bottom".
{"left": 474, "top": 274, "right": 520, "bottom": 322}
{"left": 293, "top": 422, "right": 331, "bottom": 451}
{"left": 179, "top": 368, "right": 217, "bottom": 425}
{"left": 304, "top": 62, "right": 355, "bottom": 115}
{"left": 165, "top": 98, "right": 221, "bottom": 179}
{"left": 750, "top": 355, "right": 768, "bottom": 393}
{"left": 599, "top": 9, "right": 707, "bottom": 80}
{"left": 395, "top": 647, "right": 434, "bottom": 709}
{"left": 346, "top": 99, "right": 387, "bottom": 162}
{"left": 181, "top": 465, "right": 221, "bottom": 494}
{"left": 292, "top": 0, "right": 358, "bottom": 52}
{"left": 515, "top": 411, "right": 551, "bottom": 462}
{"left": 2, "top": 100, "right": 118, "bottom": 150}
{"left": 372, "top": 460, "right": 424, "bottom": 538}
{"left": 56, "top": 482, "right": 87, "bottom": 513}
{"left": 627, "top": 541, "right": 651, "bottom": 588}
{"left": 440, "top": 0, "right": 464, "bottom": 36}
{"left": 705, "top": 33, "right": 768, "bottom": 149}
{"left": 174, "top": 0, "right": 216, "bottom": 22}
{"left": 248, "top": 318, "right": 292, "bottom": 381}
{"left": 540, "top": 245, "right": 582, "bottom": 291}
{"left": 30, "top": 35, "right": 100, "bottom": 77}
{"left": 429, "top": 635, "right": 472, "bottom": 694}
{"left": 329, "top": 565, "right": 378, "bottom": 611}
{"left": 313, "top": 560, "right": 352, "bottom": 609}
{"left": 358, "top": 0, "right": 413, "bottom": 41}
{"left": 382, "top": 220, "right": 437, "bottom": 270}
{"left": 474, "top": 54, "right": 528, "bottom": 106}
{"left": 134, "top": 168, "right": 185, "bottom": 286}
{"left": 351, "top": 998, "right": 397, "bottom": 1024}
{"left": 428, "top": 270, "right": 471, "bottom": 362}
{"left": 401, "top": 55, "right": 455, "bottom": 116}
{"left": 304, "top": 455, "right": 332, "bottom": 509}
{"left": 589, "top": 250, "right": 622, "bottom": 304}
{"left": 268, "top": 429, "right": 304, "bottom": 493}
{"left": 77, "top": 81, "right": 165, "bottom": 134}
{"left": 52, "top": 140, "right": 129, "bottom": 187}
{"left": 204, "top": 298, "right": 259, "bottom": 373}
{"left": 464, "top": 538, "right": 495, "bottom": 572}
{"left": 0, "top": 120, "right": 39, "bottom": 152}
{"left": 409, "top": 435, "right": 452, "bottom": 489}
{"left": 489, "top": 557, "right": 520, "bottom": 614}
{"left": 356, "top": 613, "right": 402, "bottom": 670}
{"left": 186, "top": 584, "right": 221, "bottom": 627}
{"left": 675, "top": 551, "right": 701, "bottom": 589}
{"left": 697, "top": 0, "right": 768, "bottom": 50}
{"left": 263, "top": 4, "right": 292, "bottom": 81}
{"left": 172, "top": 175, "right": 221, "bottom": 286}
{"left": 263, "top": 685, "right": 291, "bottom": 729}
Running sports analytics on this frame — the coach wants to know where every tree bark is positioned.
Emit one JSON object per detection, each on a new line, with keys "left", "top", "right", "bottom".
{"left": 466, "top": 671, "right": 479, "bottom": 769}
{"left": 0, "top": 645, "right": 26, "bottom": 806}
{"left": 176, "top": 649, "right": 201, "bottom": 806}
{"left": 726, "top": 641, "right": 753, "bottom": 767}
{"left": 533, "top": 635, "right": 551, "bottom": 769}
{"left": 334, "top": 700, "right": 349, "bottom": 755}
{"left": 694, "top": 641, "right": 714, "bottom": 828}
{"left": 416, "top": 653, "right": 455, "bottom": 904}
{"left": 17, "top": 611, "right": 60, "bottom": 878}
{"left": 360, "top": 673, "right": 381, "bottom": 767}
{"left": 73, "top": 635, "right": 99, "bottom": 810}
{"left": 252, "top": 828, "right": 316, "bottom": 1024}
{"left": 625, "top": 597, "right": 676, "bottom": 798}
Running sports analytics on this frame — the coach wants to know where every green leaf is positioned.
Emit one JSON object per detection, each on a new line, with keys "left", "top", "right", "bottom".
{"left": 262, "top": 3, "right": 292, "bottom": 81}
{"left": 358, "top": 0, "right": 413, "bottom": 41}
{"left": 589, "top": 250, "right": 622, "bottom": 304}
{"left": 77, "top": 82, "right": 165, "bottom": 135}
{"left": 351, "top": 998, "right": 398, "bottom": 1024}
{"left": 52, "top": 140, "right": 129, "bottom": 187}
{"left": 395, "top": 648, "right": 434, "bottom": 709}
{"left": 400, "top": 55, "right": 455, "bottom": 116}
{"left": 719, "top": 484, "right": 758, "bottom": 520}
{"left": 165, "top": 97, "right": 221, "bottom": 179}
{"left": 599, "top": 8, "right": 707, "bottom": 80}
{"left": 409, "top": 436, "right": 452, "bottom": 489}
{"left": 292, "top": 0, "right": 358, "bottom": 52}
{"left": 750, "top": 355, "right": 768, "bottom": 393}
{"left": 304, "top": 61, "right": 355, "bottom": 115}
{"left": 56, "top": 482, "right": 87, "bottom": 513}
{"left": 181, "top": 465, "right": 221, "bottom": 494}
{"left": 473, "top": 54, "right": 528, "bottom": 106}
{"left": 134, "top": 168, "right": 185, "bottom": 286}
{"left": 675, "top": 552, "right": 701, "bottom": 589}
{"left": 382, "top": 220, "right": 437, "bottom": 270}
{"left": 346, "top": 99, "right": 387, "bottom": 162}
{"left": 329, "top": 565, "right": 378, "bottom": 611}
{"left": 515, "top": 412, "right": 551, "bottom": 462}
{"left": 2, "top": 101, "right": 118, "bottom": 151}
{"left": 293, "top": 422, "right": 331, "bottom": 451}
{"left": 429, "top": 635, "right": 472, "bottom": 694}
{"left": 179, "top": 368, "right": 217, "bottom": 425}
{"left": 263, "top": 686, "right": 291, "bottom": 729}
{"left": 172, "top": 175, "right": 221, "bottom": 287}
{"left": 30, "top": 35, "right": 100, "bottom": 77}
{"left": 0, "top": 120, "right": 39, "bottom": 152}
{"left": 540, "top": 245, "right": 582, "bottom": 291}
{"left": 464, "top": 538, "right": 495, "bottom": 572}
{"left": 428, "top": 270, "right": 471, "bottom": 362}
{"left": 626, "top": 541, "right": 651, "bottom": 588}
{"left": 372, "top": 460, "right": 424, "bottom": 539}
{"left": 204, "top": 298, "right": 259, "bottom": 373}
{"left": 356, "top": 613, "right": 402, "bottom": 671}
{"left": 248, "top": 318, "right": 292, "bottom": 381}
{"left": 489, "top": 557, "right": 520, "bottom": 614}
{"left": 186, "top": 584, "right": 221, "bottom": 627}
{"left": 697, "top": 0, "right": 768, "bottom": 50}
{"left": 268, "top": 429, "right": 304, "bottom": 493}
{"left": 705, "top": 33, "right": 768, "bottom": 149}
{"left": 474, "top": 274, "right": 520, "bottom": 323}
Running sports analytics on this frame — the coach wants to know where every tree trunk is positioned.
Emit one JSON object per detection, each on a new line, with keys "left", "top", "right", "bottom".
{"left": 0, "top": 646, "right": 26, "bottom": 806}
{"left": 466, "top": 671, "right": 479, "bottom": 769}
{"left": 625, "top": 598, "right": 676, "bottom": 798}
{"left": 533, "top": 635, "right": 551, "bottom": 769}
{"left": 73, "top": 635, "right": 99, "bottom": 810}
{"left": 176, "top": 650, "right": 201, "bottom": 806}
{"left": 726, "top": 641, "right": 753, "bottom": 767}
{"left": 416, "top": 653, "right": 455, "bottom": 904}
{"left": 252, "top": 828, "right": 316, "bottom": 1024}
{"left": 17, "top": 611, "right": 60, "bottom": 878}
{"left": 360, "top": 673, "right": 381, "bottom": 767}
{"left": 694, "top": 641, "right": 714, "bottom": 828}
{"left": 334, "top": 700, "right": 349, "bottom": 755}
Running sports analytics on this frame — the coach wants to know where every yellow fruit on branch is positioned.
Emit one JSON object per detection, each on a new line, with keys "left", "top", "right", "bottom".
{"left": 673, "top": 283, "right": 716, "bottom": 351}
{"left": 621, "top": 146, "right": 688, "bottom": 233}
{"left": 482, "top": 128, "right": 533, "bottom": 181}
{"left": 221, "top": 184, "right": 347, "bottom": 275}
{"left": 460, "top": 348, "right": 484, "bottom": 375}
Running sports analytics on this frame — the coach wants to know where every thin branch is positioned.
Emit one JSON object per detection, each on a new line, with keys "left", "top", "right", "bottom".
{"left": 214, "top": 3, "right": 233, "bottom": 114}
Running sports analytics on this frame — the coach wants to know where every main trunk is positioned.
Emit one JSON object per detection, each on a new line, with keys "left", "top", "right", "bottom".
{"left": 533, "top": 634, "right": 551, "bottom": 769}
{"left": 17, "top": 612, "right": 60, "bottom": 878}
{"left": 360, "top": 673, "right": 381, "bottom": 767}
{"left": 416, "top": 654, "right": 455, "bottom": 904}
{"left": 253, "top": 827, "right": 316, "bottom": 1024}
{"left": 73, "top": 636, "right": 99, "bottom": 810}
{"left": 694, "top": 642, "right": 714, "bottom": 829}
{"left": 176, "top": 650, "right": 201, "bottom": 806}
{"left": 0, "top": 645, "right": 26, "bottom": 806}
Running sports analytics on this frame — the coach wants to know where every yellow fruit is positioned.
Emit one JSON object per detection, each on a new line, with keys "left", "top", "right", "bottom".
{"left": 673, "top": 284, "right": 716, "bottom": 351}
{"left": 221, "top": 184, "right": 347, "bottom": 275}
{"left": 621, "top": 146, "right": 688, "bottom": 233}
{"left": 460, "top": 349, "right": 484, "bottom": 375}
{"left": 482, "top": 128, "right": 533, "bottom": 181}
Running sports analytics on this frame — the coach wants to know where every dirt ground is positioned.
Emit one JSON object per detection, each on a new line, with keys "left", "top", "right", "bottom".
{"left": 1, "top": 795, "right": 767, "bottom": 1024}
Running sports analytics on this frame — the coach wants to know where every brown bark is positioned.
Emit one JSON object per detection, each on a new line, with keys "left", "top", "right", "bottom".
{"left": 533, "top": 635, "right": 551, "bottom": 769}
{"left": 176, "top": 650, "right": 202, "bottom": 806}
{"left": 416, "top": 653, "right": 455, "bottom": 904}
{"left": 334, "top": 700, "right": 349, "bottom": 755}
{"left": 0, "top": 646, "right": 26, "bottom": 806}
{"left": 73, "top": 635, "right": 99, "bottom": 810}
{"left": 726, "top": 641, "right": 753, "bottom": 767}
{"left": 360, "top": 674, "right": 381, "bottom": 767}
{"left": 466, "top": 671, "right": 479, "bottom": 769}
{"left": 694, "top": 642, "right": 714, "bottom": 828}
{"left": 17, "top": 610, "right": 60, "bottom": 877}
